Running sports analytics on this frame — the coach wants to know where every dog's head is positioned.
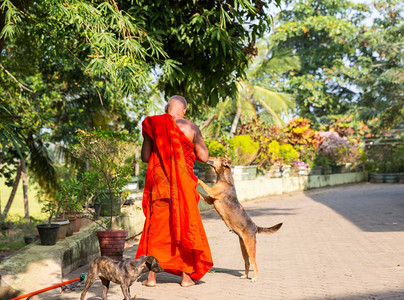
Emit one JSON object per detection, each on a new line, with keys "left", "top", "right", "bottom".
{"left": 136, "top": 255, "right": 164, "bottom": 274}
{"left": 206, "top": 157, "right": 231, "bottom": 174}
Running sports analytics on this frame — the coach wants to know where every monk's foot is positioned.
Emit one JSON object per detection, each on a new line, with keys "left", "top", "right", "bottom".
{"left": 180, "top": 273, "right": 195, "bottom": 287}
{"left": 142, "top": 279, "right": 156, "bottom": 287}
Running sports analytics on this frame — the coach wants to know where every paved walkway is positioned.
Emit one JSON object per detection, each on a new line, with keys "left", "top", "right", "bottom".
{"left": 47, "top": 183, "right": 403, "bottom": 299}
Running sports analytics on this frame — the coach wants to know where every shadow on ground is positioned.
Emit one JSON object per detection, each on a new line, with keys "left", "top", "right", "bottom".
{"left": 305, "top": 183, "right": 404, "bottom": 232}
{"left": 200, "top": 206, "right": 296, "bottom": 220}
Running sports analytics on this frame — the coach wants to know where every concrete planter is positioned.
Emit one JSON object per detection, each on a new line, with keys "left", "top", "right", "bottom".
{"left": 51, "top": 219, "right": 70, "bottom": 241}
{"left": 384, "top": 173, "right": 399, "bottom": 183}
{"left": 369, "top": 172, "right": 400, "bottom": 183}
{"left": 232, "top": 165, "right": 257, "bottom": 181}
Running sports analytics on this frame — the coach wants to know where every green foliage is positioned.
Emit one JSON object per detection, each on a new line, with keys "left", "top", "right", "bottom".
{"left": 392, "top": 144, "right": 404, "bottom": 173}
{"left": 228, "top": 135, "right": 259, "bottom": 166}
{"left": 279, "top": 143, "right": 299, "bottom": 165}
{"left": 205, "top": 140, "right": 226, "bottom": 157}
{"left": 269, "top": 0, "right": 403, "bottom": 128}
{"left": 353, "top": 0, "right": 404, "bottom": 128}
{"left": 266, "top": 140, "right": 298, "bottom": 166}
{"left": 284, "top": 117, "right": 322, "bottom": 168}
{"left": 54, "top": 178, "right": 83, "bottom": 218}
{"left": 237, "top": 116, "right": 286, "bottom": 169}
{"left": 72, "top": 129, "right": 134, "bottom": 230}
{"left": 317, "top": 131, "right": 361, "bottom": 166}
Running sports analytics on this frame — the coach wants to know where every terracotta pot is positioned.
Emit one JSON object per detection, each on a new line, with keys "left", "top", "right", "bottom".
{"left": 73, "top": 217, "right": 82, "bottom": 232}
{"left": 97, "top": 230, "right": 128, "bottom": 261}
{"left": 66, "top": 216, "right": 76, "bottom": 236}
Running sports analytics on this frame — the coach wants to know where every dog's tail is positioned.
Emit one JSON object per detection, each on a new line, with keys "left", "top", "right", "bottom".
{"left": 257, "top": 223, "right": 283, "bottom": 234}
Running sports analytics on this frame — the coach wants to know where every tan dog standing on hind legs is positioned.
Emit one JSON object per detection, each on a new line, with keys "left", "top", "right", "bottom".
{"left": 198, "top": 157, "right": 282, "bottom": 282}
{"left": 80, "top": 255, "right": 163, "bottom": 300}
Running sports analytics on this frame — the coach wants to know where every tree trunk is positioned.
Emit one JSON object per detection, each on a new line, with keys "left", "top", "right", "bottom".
{"left": 201, "top": 114, "right": 217, "bottom": 130}
{"left": 2, "top": 162, "right": 22, "bottom": 218}
{"left": 21, "top": 158, "right": 30, "bottom": 221}
{"left": 135, "top": 150, "right": 140, "bottom": 176}
{"left": 230, "top": 107, "right": 242, "bottom": 137}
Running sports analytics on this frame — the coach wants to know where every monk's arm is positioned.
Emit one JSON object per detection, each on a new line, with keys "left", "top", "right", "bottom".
{"left": 141, "top": 133, "right": 152, "bottom": 162}
{"left": 193, "top": 125, "right": 209, "bottom": 163}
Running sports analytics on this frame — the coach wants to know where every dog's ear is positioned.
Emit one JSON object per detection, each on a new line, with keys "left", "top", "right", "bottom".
{"left": 222, "top": 158, "right": 231, "bottom": 168}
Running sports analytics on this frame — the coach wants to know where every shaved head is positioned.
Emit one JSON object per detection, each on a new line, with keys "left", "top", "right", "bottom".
{"left": 165, "top": 95, "right": 187, "bottom": 113}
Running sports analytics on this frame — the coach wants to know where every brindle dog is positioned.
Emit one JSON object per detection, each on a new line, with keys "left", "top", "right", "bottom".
{"left": 80, "top": 255, "right": 163, "bottom": 300}
{"left": 198, "top": 157, "right": 283, "bottom": 282}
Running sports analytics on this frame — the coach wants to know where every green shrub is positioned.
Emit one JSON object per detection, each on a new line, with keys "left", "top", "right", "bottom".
{"left": 228, "top": 135, "right": 259, "bottom": 166}
{"left": 267, "top": 141, "right": 298, "bottom": 166}
{"left": 205, "top": 140, "right": 226, "bottom": 157}
{"left": 279, "top": 144, "right": 299, "bottom": 165}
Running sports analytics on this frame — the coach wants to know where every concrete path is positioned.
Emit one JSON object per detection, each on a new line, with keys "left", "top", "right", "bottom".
{"left": 43, "top": 183, "right": 404, "bottom": 300}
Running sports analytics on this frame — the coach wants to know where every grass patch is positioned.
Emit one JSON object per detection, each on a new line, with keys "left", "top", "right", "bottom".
{"left": 0, "top": 177, "right": 45, "bottom": 221}
{"left": 0, "top": 237, "right": 25, "bottom": 252}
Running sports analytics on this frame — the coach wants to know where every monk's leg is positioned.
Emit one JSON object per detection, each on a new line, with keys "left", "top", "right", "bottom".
{"left": 142, "top": 271, "right": 156, "bottom": 287}
{"left": 181, "top": 272, "right": 195, "bottom": 287}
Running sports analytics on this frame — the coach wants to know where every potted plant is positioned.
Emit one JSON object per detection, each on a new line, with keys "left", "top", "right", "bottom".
{"left": 317, "top": 131, "right": 362, "bottom": 174}
{"left": 55, "top": 178, "right": 84, "bottom": 236}
{"left": 312, "top": 154, "right": 331, "bottom": 175}
{"left": 292, "top": 159, "right": 310, "bottom": 176}
{"left": 278, "top": 143, "right": 299, "bottom": 177}
{"left": 198, "top": 140, "right": 226, "bottom": 182}
{"left": 37, "top": 200, "right": 61, "bottom": 245}
{"left": 73, "top": 129, "right": 133, "bottom": 260}
{"left": 266, "top": 141, "right": 299, "bottom": 177}
{"left": 228, "top": 135, "right": 259, "bottom": 180}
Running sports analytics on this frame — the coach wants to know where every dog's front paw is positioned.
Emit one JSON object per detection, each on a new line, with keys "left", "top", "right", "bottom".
{"left": 239, "top": 274, "right": 248, "bottom": 279}
{"left": 251, "top": 277, "right": 257, "bottom": 282}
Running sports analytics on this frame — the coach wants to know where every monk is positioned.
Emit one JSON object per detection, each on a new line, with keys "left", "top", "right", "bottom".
{"left": 135, "top": 95, "right": 213, "bottom": 287}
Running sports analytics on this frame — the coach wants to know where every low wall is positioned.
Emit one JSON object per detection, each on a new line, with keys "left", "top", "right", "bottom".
{"left": 197, "top": 172, "right": 368, "bottom": 209}
{"left": 232, "top": 172, "right": 367, "bottom": 202}
{"left": 0, "top": 203, "right": 145, "bottom": 298}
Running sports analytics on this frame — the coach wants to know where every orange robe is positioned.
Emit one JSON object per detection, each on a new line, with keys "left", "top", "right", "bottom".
{"left": 135, "top": 113, "right": 213, "bottom": 280}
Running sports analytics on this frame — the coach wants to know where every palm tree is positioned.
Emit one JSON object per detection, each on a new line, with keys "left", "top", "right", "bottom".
{"left": 202, "top": 42, "right": 301, "bottom": 138}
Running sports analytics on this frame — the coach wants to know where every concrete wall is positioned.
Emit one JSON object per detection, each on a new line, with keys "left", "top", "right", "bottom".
{"left": 232, "top": 172, "right": 367, "bottom": 202}
{"left": 197, "top": 172, "right": 367, "bottom": 209}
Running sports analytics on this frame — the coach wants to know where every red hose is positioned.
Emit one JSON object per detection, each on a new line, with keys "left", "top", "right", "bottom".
{"left": 9, "top": 276, "right": 83, "bottom": 300}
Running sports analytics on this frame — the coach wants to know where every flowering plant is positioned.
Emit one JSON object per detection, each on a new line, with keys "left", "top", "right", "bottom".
{"left": 292, "top": 159, "right": 309, "bottom": 169}
{"left": 317, "top": 131, "right": 360, "bottom": 166}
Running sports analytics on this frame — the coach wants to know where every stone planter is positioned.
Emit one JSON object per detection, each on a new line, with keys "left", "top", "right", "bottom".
{"left": 384, "top": 173, "right": 399, "bottom": 183}
{"left": 370, "top": 173, "right": 385, "bottom": 183}
{"left": 97, "top": 230, "right": 128, "bottom": 261}
{"left": 311, "top": 166, "right": 323, "bottom": 175}
{"left": 331, "top": 165, "right": 343, "bottom": 174}
{"left": 297, "top": 166, "right": 308, "bottom": 176}
{"left": 24, "top": 235, "right": 38, "bottom": 245}
{"left": 399, "top": 173, "right": 404, "bottom": 184}
{"left": 281, "top": 165, "right": 291, "bottom": 178}
{"left": 51, "top": 219, "right": 70, "bottom": 241}
{"left": 232, "top": 165, "right": 257, "bottom": 181}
